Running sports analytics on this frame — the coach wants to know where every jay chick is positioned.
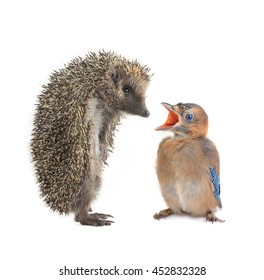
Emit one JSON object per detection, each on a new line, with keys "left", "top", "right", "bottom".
{"left": 154, "top": 102, "right": 224, "bottom": 223}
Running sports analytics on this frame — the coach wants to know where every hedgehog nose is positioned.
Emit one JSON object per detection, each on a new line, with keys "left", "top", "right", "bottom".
{"left": 143, "top": 109, "right": 150, "bottom": 118}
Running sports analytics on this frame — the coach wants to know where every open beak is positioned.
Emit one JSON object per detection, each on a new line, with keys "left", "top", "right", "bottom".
{"left": 155, "top": 102, "right": 179, "bottom": 131}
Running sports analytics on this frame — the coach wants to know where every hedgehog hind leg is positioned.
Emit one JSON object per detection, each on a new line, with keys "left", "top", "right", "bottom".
{"left": 74, "top": 203, "right": 114, "bottom": 226}
{"left": 89, "top": 213, "right": 114, "bottom": 220}
{"left": 72, "top": 174, "right": 114, "bottom": 226}
{"left": 75, "top": 211, "right": 114, "bottom": 226}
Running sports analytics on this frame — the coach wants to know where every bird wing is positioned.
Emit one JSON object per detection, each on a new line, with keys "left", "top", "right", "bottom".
{"left": 201, "top": 138, "right": 222, "bottom": 208}
{"left": 209, "top": 166, "right": 222, "bottom": 208}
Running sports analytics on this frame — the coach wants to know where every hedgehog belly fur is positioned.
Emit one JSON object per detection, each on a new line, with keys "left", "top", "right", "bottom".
{"left": 70, "top": 98, "right": 106, "bottom": 212}
{"left": 86, "top": 98, "right": 104, "bottom": 159}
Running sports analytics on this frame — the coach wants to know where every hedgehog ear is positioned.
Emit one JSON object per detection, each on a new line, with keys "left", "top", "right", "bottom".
{"left": 111, "top": 66, "right": 125, "bottom": 86}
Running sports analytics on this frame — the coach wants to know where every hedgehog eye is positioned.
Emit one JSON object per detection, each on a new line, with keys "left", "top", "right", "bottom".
{"left": 185, "top": 113, "right": 194, "bottom": 121}
{"left": 122, "top": 85, "right": 131, "bottom": 94}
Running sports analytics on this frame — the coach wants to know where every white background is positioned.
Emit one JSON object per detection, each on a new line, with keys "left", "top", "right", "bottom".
{"left": 1, "top": 0, "right": 264, "bottom": 279}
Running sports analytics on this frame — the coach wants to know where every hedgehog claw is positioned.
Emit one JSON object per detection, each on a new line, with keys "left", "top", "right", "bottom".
{"left": 90, "top": 213, "right": 114, "bottom": 220}
{"left": 79, "top": 216, "right": 114, "bottom": 226}
{"left": 75, "top": 212, "right": 114, "bottom": 226}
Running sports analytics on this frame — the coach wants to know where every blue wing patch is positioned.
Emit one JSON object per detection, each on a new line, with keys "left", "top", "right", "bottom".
{"left": 209, "top": 167, "right": 220, "bottom": 199}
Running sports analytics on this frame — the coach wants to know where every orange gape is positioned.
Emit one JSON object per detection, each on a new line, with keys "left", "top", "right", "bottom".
{"left": 165, "top": 112, "right": 178, "bottom": 126}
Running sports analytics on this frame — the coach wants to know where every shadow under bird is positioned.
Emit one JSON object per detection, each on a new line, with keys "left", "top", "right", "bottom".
{"left": 31, "top": 51, "right": 151, "bottom": 226}
{"left": 154, "top": 102, "right": 224, "bottom": 223}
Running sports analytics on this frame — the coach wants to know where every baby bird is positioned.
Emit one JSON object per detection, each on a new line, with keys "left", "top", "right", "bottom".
{"left": 154, "top": 102, "right": 224, "bottom": 223}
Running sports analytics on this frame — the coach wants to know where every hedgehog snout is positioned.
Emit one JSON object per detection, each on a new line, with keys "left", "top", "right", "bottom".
{"left": 126, "top": 106, "right": 150, "bottom": 118}
{"left": 142, "top": 109, "right": 150, "bottom": 118}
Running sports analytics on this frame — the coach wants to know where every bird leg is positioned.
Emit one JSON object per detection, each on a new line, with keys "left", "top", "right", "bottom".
{"left": 74, "top": 210, "right": 114, "bottom": 226}
{"left": 153, "top": 208, "right": 174, "bottom": 220}
{"left": 206, "top": 211, "right": 225, "bottom": 223}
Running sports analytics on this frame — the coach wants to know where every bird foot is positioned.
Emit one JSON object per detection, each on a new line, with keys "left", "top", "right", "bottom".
{"left": 75, "top": 212, "right": 114, "bottom": 226}
{"left": 154, "top": 208, "right": 173, "bottom": 220}
{"left": 206, "top": 212, "right": 225, "bottom": 223}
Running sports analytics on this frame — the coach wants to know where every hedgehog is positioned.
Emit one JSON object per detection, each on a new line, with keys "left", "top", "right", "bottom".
{"left": 31, "top": 50, "right": 151, "bottom": 226}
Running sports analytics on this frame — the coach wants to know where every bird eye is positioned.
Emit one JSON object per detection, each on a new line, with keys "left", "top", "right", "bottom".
{"left": 123, "top": 86, "right": 130, "bottom": 94}
{"left": 185, "top": 113, "right": 193, "bottom": 121}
